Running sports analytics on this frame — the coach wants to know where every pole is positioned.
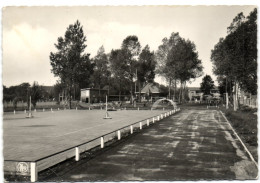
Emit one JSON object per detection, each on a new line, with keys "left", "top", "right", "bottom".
{"left": 106, "top": 95, "right": 108, "bottom": 112}
{"left": 226, "top": 93, "right": 229, "bottom": 109}
{"left": 30, "top": 96, "right": 32, "bottom": 113}
{"left": 103, "top": 95, "right": 112, "bottom": 119}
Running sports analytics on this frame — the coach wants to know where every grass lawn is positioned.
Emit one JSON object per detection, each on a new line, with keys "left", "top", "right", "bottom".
{"left": 220, "top": 105, "right": 258, "bottom": 161}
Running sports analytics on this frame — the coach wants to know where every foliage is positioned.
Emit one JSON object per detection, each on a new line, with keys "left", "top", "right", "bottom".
{"left": 156, "top": 32, "right": 203, "bottom": 102}
{"left": 30, "top": 81, "right": 42, "bottom": 108}
{"left": 217, "top": 76, "right": 234, "bottom": 95}
{"left": 200, "top": 75, "right": 215, "bottom": 95}
{"left": 109, "top": 49, "right": 130, "bottom": 101}
{"left": 50, "top": 20, "right": 93, "bottom": 108}
{"left": 121, "top": 35, "right": 141, "bottom": 101}
{"left": 92, "top": 46, "right": 110, "bottom": 89}
{"left": 3, "top": 83, "right": 30, "bottom": 103}
{"left": 137, "top": 45, "right": 156, "bottom": 84}
{"left": 211, "top": 8, "right": 257, "bottom": 95}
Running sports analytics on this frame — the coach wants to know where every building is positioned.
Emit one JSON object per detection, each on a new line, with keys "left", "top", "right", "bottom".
{"left": 188, "top": 86, "right": 220, "bottom": 101}
{"left": 80, "top": 88, "right": 108, "bottom": 103}
{"left": 135, "top": 83, "right": 162, "bottom": 102}
{"left": 210, "top": 86, "right": 220, "bottom": 98}
{"left": 187, "top": 87, "right": 203, "bottom": 101}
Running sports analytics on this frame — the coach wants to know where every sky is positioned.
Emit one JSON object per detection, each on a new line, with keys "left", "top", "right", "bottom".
{"left": 2, "top": 5, "right": 256, "bottom": 87}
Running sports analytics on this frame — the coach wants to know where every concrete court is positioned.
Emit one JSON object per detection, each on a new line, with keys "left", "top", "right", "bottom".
{"left": 43, "top": 109, "right": 258, "bottom": 181}
{"left": 3, "top": 109, "right": 164, "bottom": 161}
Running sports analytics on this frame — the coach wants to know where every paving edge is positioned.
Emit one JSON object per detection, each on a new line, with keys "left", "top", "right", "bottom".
{"left": 219, "top": 110, "right": 258, "bottom": 179}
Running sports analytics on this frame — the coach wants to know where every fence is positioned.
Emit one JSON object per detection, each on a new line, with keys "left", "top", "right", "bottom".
{"left": 4, "top": 108, "right": 180, "bottom": 182}
{"left": 3, "top": 101, "right": 57, "bottom": 108}
{"left": 239, "top": 97, "right": 258, "bottom": 108}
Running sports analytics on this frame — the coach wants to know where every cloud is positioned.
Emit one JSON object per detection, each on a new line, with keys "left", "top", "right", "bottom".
{"left": 3, "top": 23, "right": 57, "bottom": 86}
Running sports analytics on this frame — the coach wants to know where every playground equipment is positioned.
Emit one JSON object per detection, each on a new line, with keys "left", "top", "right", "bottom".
{"left": 151, "top": 98, "right": 177, "bottom": 110}
{"left": 103, "top": 95, "right": 112, "bottom": 119}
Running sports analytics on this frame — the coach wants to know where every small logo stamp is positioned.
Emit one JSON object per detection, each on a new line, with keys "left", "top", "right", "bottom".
{"left": 16, "top": 162, "right": 29, "bottom": 175}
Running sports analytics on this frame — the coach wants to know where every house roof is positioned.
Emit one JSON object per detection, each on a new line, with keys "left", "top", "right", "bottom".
{"left": 187, "top": 87, "right": 201, "bottom": 91}
{"left": 41, "top": 86, "right": 54, "bottom": 94}
{"left": 140, "top": 83, "right": 160, "bottom": 94}
{"left": 187, "top": 86, "right": 219, "bottom": 91}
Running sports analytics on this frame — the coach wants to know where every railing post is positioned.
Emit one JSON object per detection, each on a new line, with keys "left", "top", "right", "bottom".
{"left": 153, "top": 117, "right": 155, "bottom": 123}
{"left": 139, "top": 122, "right": 142, "bottom": 129}
{"left": 101, "top": 137, "right": 104, "bottom": 148}
{"left": 130, "top": 125, "right": 133, "bottom": 134}
{"left": 75, "top": 147, "right": 80, "bottom": 161}
{"left": 117, "top": 130, "right": 121, "bottom": 140}
{"left": 161, "top": 114, "right": 163, "bottom": 119}
{"left": 164, "top": 113, "right": 166, "bottom": 117}
{"left": 157, "top": 116, "right": 160, "bottom": 121}
{"left": 30, "top": 162, "right": 38, "bottom": 182}
{"left": 147, "top": 119, "right": 149, "bottom": 126}
{"left": 14, "top": 110, "right": 15, "bottom": 114}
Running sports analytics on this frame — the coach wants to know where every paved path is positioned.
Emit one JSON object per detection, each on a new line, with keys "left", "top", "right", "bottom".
{"left": 43, "top": 109, "right": 258, "bottom": 181}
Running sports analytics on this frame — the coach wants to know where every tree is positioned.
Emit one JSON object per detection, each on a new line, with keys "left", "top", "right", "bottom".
{"left": 109, "top": 49, "right": 129, "bottom": 101}
{"left": 137, "top": 45, "right": 156, "bottom": 101}
{"left": 50, "top": 20, "right": 93, "bottom": 109}
{"left": 211, "top": 8, "right": 257, "bottom": 110}
{"left": 2, "top": 83, "right": 30, "bottom": 105}
{"left": 30, "top": 81, "right": 42, "bottom": 108}
{"left": 200, "top": 75, "right": 215, "bottom": 95}
{"left": 156, "top": 32, "right": 203, "bottom": 102}
{"left": 121, "top": 35, "right": 141, "bottom": 103}
{"left": 217, "top": 76, "right": 234, "bottom": 96}
{"left": 92, "top": 46, "right": 110, "bottom": 102}
{"left": 156, "top": 33, "right": 181, "bottom": 99}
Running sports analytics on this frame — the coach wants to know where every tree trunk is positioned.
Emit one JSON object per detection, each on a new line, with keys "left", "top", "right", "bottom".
{"left": 138, "top": 81, "right": 141, "bottom": 102}
{"left": 168, "top": 78, "right": 171, "bottom": 100}
{"left": 178, "top": 82, "right": 182, "bottom": 103}
{"left": 174, "top": 79, "right": 176, "bottom": 101}
{"left": 119, "top": 80, "right": 121, "bottom": 102}
{"left": 130, "top": 82, "right": 133, "bottom": 104}
{"left": 69, "top": 86, "right": 72, "bottom": 109}
{"left": 98, "top": 85, "right": 101, "bottom": 103}
{"left": 226, "top": 77, "right": 228, "bottom": 109}
{"left": 233, "top": 80, "right": 239, "bottom": 111}
{"left": 73, "top": 85, "right": 76, "bottom": 100}
{"left": 226, "top": 92, "right": 229, "bottom": 109}
{"left": 182, "top": 82, "right": 186, "bottom": 102}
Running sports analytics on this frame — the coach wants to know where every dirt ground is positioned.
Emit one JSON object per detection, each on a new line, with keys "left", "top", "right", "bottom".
{"left": 40, "top": 109, "right": 258, "bottom": 181}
